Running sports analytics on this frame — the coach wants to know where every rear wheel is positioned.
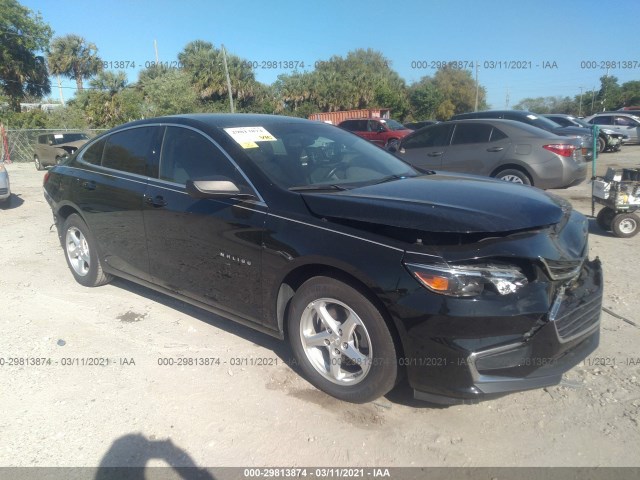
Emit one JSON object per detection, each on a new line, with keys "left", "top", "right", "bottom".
{"left": 495, "top": 168, "right": 531, "bottom": 185}
{"left": 597, "top": 137, "right": 606, "bottom": 153}
{"left": 287, "top": 276, "right": 398, "bottom": 403}
{"left": 596, "top": 207, "right": 616, "bottom": 231}
{"left": 611, "top": 213, "right": 639, "bottom": 238}
{"left": 62, "top": 214, "right": 112, "bottom": 287}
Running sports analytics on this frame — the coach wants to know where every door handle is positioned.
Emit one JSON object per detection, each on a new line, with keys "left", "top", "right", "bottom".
{"left": 487, "top": 147, "right": 504, "bottom": 152}
{"left": 145, "top": 195, "right": 167, "bottom": 207}
{"left": 427, "top": 152, "right": 444, "bottom": 157}
{"left": 81, "top": 180, "right": 96, "bottom": 190}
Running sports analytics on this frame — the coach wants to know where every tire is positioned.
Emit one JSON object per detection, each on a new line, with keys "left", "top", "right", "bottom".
{"left": 494, "top": 168, "right": 531, "bottom": 186}
{"left": 597, "top": 137, "right": 606, "bottom": 154}
{"left": 34, "top": 155, "right": 43, "bottom": 171}
{"left": 61, "top": 214, "right": 112, "bottom": 287}
{"left": 287, "top": 276, "right": 398, "bottom": 403}
{"left": 596, "top": 207, "right": 616, "bottom": 231}
{"left": 611, "top": 213, "right": 639, "bottom": 238}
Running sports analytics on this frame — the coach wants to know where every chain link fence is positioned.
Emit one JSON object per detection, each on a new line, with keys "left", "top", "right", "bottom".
{"left": 1, "top": 128, "right": 107, "bottom": 163}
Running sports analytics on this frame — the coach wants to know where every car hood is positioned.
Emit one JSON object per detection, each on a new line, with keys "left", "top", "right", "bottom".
{"left": 552, "top": 126, "right": 593, "bottom": 139}
{"left": 300, "top": 174, "right": 568, "bottom": 234}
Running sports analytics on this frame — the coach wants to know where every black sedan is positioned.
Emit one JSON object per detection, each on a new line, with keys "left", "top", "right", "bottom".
{"left": 43, "top": 114, "right": 603, "bottom": 405}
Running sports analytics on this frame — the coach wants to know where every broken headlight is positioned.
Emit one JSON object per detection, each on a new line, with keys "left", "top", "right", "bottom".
{"left": 405, "top": 262, "right": 528, "bottom": 297}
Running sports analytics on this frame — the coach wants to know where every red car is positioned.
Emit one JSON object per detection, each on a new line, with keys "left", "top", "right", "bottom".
{"left": 338, "top": 118, "right": 412, "bottom": 150}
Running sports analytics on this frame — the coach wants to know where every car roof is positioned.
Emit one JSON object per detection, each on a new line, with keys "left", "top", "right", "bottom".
{"left": 410, "top": 118, "right": 562, "bottom": 138}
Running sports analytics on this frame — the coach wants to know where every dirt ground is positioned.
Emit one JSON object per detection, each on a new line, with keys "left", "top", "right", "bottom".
{"left": 1, "top": 148, "right": 639, "bottom": 470}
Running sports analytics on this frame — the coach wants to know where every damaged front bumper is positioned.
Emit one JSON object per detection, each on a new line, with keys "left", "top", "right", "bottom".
{"left": 403, "top": 258, "right": 603, "bottom": 405}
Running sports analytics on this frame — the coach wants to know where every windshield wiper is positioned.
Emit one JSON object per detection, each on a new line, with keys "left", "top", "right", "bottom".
{"left": 288, "top": 184, "right": 347, "bottom": 192}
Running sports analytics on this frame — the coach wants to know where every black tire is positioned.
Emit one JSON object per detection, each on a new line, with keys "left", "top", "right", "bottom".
{"left": 287, "top": 276, "right": 398, "bottom": 403}
{"left": 596, "top": 207, "right": 616, "bottom": 231}
{"left": 61, "top": 214, "right": 112, "bottom": 287}
{"left": 34, "top": 155, "right": 43, "bottom": 171}
{"left": 494, "top": 168, "right": 531, "bottom": 186}
{"left": 611, "top": 213, "right": 639, "bottom": 238}
{"left": 597, "top": 137, "right": 606, "bottom": 153}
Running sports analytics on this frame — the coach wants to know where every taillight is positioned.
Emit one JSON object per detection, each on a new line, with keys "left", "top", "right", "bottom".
{"left": 543, "top": 144, "right": 577, "bottom": 157}
{"left": 43, "top": 171, "right": 50, "bottom": 186}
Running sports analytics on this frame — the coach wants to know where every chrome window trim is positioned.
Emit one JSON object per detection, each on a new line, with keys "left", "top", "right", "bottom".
{"left": 77, "top": 122, "right": 265, "bottom": 204}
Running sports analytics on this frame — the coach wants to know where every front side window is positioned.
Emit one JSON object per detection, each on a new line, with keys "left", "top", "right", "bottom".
{"left": 102, "top": 127, "right": 161, "bottom": 176}
{"left": 615, "top": 116, "right": 639, "bottom": 126}
{"left": 402, "top": 124, "right": 452, "bottom": 149}
{"left": 159, "top": 127, "right": 239, "bottom": 184}
{"left": 591, "top": 116, "right": 613, "bottom": 125}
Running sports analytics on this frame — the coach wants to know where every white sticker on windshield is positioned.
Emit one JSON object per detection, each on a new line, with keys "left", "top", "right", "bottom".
{"left": 526, "top": 115, "right": 538, "bottom": 120}
{"left": 54, "top": 134, "right": 64, "bottom": 139}
{"left": 224, "top": 126, "right": 276, "bottom": 149}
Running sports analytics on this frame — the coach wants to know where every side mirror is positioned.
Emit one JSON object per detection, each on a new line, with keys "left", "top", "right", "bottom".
{"left": 186, "top": 178, "right": 255, "bottom": 200}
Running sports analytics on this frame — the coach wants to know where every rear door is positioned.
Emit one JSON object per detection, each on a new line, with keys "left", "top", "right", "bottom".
{"left": 396, "top": 123, "right": 453, "bottom": 169}
{"left": 143, "top": 125, "right": 266, "bottom": 324}
{"left": 72, "top": 126, "right": 162, "bottom": 281}
{"left": 442, "top": 123, "right": 509, "bottom": 175}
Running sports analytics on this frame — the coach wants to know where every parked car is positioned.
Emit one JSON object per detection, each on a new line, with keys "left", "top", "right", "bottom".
{"left": 34, "top": 132, "right": 90, "bottom": 170}
{"left": 450, "top": 110, "right": 594, "bottom": 159}
{"left": 583, "top": 113, "right": 640, "bottom": 143}
{"left": 338, "top": 118, "right": 412, "bottom": 150}
{"left": 392, "top": 119, "right": 588, "bottom": 189}
{"left": 0, "top": 162, "right": 10, "bottom": 204}
{"left": 43, "top": 114, "right": 602, "bottom": 405}
{"left": 403, "top": 120, "right": 439, "bottom": 130}
{"left": 544, "top": 114, "right": 626, "bottom": 153}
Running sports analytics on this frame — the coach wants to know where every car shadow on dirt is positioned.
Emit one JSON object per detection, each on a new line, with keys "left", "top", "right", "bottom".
{"left": 0, "top": 194, "right": 25, "bottom": 210}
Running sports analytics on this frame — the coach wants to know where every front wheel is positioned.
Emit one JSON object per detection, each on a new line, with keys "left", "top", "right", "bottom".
{"left": 287, "top": 276, "right": 398, "bottom": 403}
{"left": 597, "top": 137, "right": 606, "bottom": 153}
{"left": 494, "top": 168, "right": 531, "bottom": 185}
{"left": 611, "top": 213, "right": 639, "bottom": 238}
{"left": 62, "top": 214, "right": 112, "bottom": 287}
{"left": 34, "top": 156, "right": 43, "bottom": 171}
{"left": 385, "top": 139, "right": 400, "bottom": 152}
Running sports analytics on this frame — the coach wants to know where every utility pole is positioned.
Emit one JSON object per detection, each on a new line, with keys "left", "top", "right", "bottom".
{"left": 474, "top": 62, "right": 479, "bottom": 111}
{"left": 578, "top": 86, "right": 583, "bottom": 117}
{"left": 56, "top": 74, "right": 65, "bottom": 106}
{"left": 601, "top": 67, "right": 609, "bottom": 112}
{"left": 221, "top": 44, "right": 235, "bottom": 113}
{"left": 505, "top": 86, "right": 510, "bottom": 109}
{"left": 154, "top": 39, "right": 159, "bottom": 64}
{"left": 590, "top": 87, "right": 596, "bottom": 115}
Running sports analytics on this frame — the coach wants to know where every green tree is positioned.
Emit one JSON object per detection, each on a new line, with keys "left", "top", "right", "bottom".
{"left": 48, "top": 34, "right": 103, "bottom": 93}
{"left": 619, "top": 80, "right": 640, "bottom": 108}
{"left": 513, "top": 96, "right": 577, "bottom": 114}
{"left": 407, "top": 77, "right": 442, "bottom": 120}
{"left": 0, "top": 0, "right": 52, "bottom": 111}
{"left": 596, "top": 75, "right": 621, "bottom": 112}
{"left": 137, "top": 67, "right": 199, "bottom": 116}
{"left": 432, "top": 66, "right": 486, "bottom": 119}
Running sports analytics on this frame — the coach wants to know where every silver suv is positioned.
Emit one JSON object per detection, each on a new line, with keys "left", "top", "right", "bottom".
{"left": 583, "top": 113, "right": 640, "bottom": 143}
{"left": 34, "top": 133, "right": 89, "bottom": 170}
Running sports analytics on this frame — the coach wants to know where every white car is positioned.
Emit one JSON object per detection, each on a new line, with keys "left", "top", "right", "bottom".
{"left": 0, "top": 162, "right": 10, "bottom": 204}
{"left": 584, "top": 113, "right": 640, "bottom": 143}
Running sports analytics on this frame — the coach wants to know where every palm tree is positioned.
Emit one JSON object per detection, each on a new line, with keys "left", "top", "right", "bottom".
{"left": 48, "top": 34, "right": 102, "bottom": 93}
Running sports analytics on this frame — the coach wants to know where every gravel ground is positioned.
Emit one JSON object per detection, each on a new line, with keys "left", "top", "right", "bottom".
{"left": 0, "top": 148, "right": 639, "bottom": 470}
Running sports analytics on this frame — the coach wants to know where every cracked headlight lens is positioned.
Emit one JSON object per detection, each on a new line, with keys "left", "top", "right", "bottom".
{"left": 405, "top": 262, "right": 528, "bottom": 297}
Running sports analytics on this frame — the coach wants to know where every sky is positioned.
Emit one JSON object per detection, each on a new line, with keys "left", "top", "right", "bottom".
{"left": 21, "top": 0, "right": 640, "bottom": 112}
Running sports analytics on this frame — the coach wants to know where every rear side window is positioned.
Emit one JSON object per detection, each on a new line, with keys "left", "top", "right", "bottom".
{"left": 451, "top": 124, "right": 493, "bottom": 144}
{"left": 490, "top": 128, "right": 508, "bottom": 141}
{"left": 403, "top": 124, "right": 452, "bottom": 149}
{"left": 82, "top": 138, "right": 107, "bottom": 165}
{"left": 159, "top": 126, "right": 238, "bottom": 184}
{"left": 102, "top": 127, "right": 161, "bottom": 176}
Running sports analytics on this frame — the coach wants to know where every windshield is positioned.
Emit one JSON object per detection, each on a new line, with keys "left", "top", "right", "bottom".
{"left": 382, "top": 119, "right": 408, "bottom": 131}
{"left": 526, "top": 115, "right": 564, "bottom": 130}
{"left": 234, "top": 122, "right": 417, "bottom": 189}
{"left": 569, "top": 117, "right": 592, "bottom": 128}
{"left": 54, "top": 133, "right": 89, "bottom": 144}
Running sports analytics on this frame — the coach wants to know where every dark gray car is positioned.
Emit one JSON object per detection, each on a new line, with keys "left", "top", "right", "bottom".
{"left": 451, "top": 110, "right": 594, "bottom": 160}
{"left": 393, "top": 119, "right": 588, "bottom": 189}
